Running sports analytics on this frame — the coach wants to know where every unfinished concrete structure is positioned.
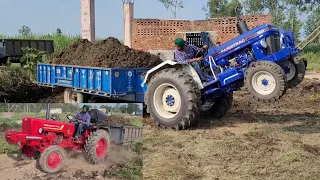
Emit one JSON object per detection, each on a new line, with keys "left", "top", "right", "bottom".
{"left": 123, "top": 0, "right": 134, "bottom": 48}
{"left": 81, "top": 0, "right": 96, "bottom": 43}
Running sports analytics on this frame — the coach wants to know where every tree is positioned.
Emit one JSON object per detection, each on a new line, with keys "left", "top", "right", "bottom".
{"left": 119, "top": 105, "right": 127, "bottom": 113}
{"left": 203, "top": 0, "right": 243, "bottom": 18}
{"left": 305, "top": 7, "right": 320, "bottom": 37}
{"left": 18, "top": 25, "right": 31, "bottom": 36}
{"left": 158, "top": 0, "right": 184, "bottom": 19}
{"left": 56, "top": 28, "right": 62, "bottom": 35}
{"left": 282, "top": 8, "right": 303, "bottom": 40}
{"left": 243, "top": 0, "right": 286, "bottom": 27}
{"left": 126, "top": 103, "right": 140, "bottom": 114}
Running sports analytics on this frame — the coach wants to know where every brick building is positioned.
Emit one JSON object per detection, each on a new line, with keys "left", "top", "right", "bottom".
{"left": 132, "top": 14, "right": 272, "bottom": 51}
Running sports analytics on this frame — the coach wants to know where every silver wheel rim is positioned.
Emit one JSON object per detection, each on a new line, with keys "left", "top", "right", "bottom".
{"left": 153, "top": 83, "right": 181, "bottom": 120}
{"left": 251, "top": 71, "right": 276, "bottom": 95}
{"left": 283, "top": 61, "right": 296, "bottom": 81}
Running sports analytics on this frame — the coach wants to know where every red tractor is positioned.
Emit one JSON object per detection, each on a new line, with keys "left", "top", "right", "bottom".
{"left": 4, "top": 110, "right": 111, "bottom": 174}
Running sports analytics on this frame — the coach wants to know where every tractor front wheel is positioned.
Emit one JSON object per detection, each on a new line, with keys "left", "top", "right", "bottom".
{"left": 84, "top": 129, "right": 110, "bottom": 164}
{"left": 282, "top": 58, "right": 306, "bottom": 88}
{"left": 201, "top": 92, "right": 233, "bottom": 119}
{"left": 18, "top": 146, "right": 39, "bottom": 160}
{"left": 245, "top": 61, "right": 286, "bottom": 102}
{"left": 145, "top": 68, "right": 200, "bottom": 130}
{"left": 37, "top": 145, "right": 66, "bottom": 174}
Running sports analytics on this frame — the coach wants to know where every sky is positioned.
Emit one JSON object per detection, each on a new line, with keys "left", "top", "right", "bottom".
{"left": 0, "top": 0, "right": 309, "bottom": 40}
{"left": 0, "top": 0, "right": 208, "bottom": 39}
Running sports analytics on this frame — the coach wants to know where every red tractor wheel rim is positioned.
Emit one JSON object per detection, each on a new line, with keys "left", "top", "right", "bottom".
{"left": 22, "top": 146, "right": 37, "bottom": 157}
{"left": 47, "top": 153, "right": 62, "bottom": 169}
{"left": 96, "top": 138, "right": 108, "bottom": 159}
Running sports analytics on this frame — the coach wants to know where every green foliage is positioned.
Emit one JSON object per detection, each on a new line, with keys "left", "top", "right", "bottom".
{"left": 18, "top": 25, "right": 31, "bottom": 36}
{"left": 282, "top": 8, "right": 303, "bottom": 40}
{"left": 305, "top": 8, "right": 320, "bottom": 37}
{"left": 106, "top": 141, "right": 143, "bottom": 180}
{"left": 0, "top": 138, "right": 18, "bottom": 154}
{"left": 20, "top": 47, "right": 47, "bottom": 81}
{"left": 203, "top": 0, "right": 243, "bottom": 18}
{"left": 158, "top": 0, "right": 184, "bottom": 19}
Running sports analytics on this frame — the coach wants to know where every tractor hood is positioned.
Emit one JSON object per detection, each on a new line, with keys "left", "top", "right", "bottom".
{"left": 216, "top": 24, "right": 279, "bottom": 53}
{"left": 22, "top": 117, "right": 75, "bottom": 137}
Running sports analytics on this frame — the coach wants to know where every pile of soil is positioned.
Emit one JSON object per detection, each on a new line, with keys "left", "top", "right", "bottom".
{"left": 49, "top": 37, "right": 163, "bottom": 68}
{"left": 0, "top": 68, "right": 54, "bottom": 103}
{"left": 107, "top": 115, "right": 133, "bottom": 126}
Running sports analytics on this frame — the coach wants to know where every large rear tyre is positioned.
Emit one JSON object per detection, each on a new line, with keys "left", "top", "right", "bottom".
{"left": 37, "top": 145, "right": 66, "bottom": 174}
{"left": 145, "top": 68, "right": 200, "bottom": 130}
{"left": 84, "top": 129, "right": 111, "bottom": 164}
{"left": 201, "top": 92, "right": 233, "bottom": 119}
{"left": 283, "top": 58, "right": 306, "bottom": 88}
{"left": 245, "top": 61, "right": 286, "bottom": 102}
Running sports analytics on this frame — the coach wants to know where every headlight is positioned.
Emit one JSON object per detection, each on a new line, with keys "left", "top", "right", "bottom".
{"left": 39, "top": 128, "right": 44, "bottom": 134}
{"left": 260, "top": 39, "right": 267, "bottom": 48}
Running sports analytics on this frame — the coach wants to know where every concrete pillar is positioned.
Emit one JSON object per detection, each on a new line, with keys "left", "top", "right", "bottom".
{"left": 123, "top": 0, "right": 134, "bottom": 48}
{"left": 81, "top": 0, "right": 95, "bottom": 43}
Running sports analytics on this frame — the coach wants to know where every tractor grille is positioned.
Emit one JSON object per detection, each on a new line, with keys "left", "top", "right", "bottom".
{"left": 266, "top": 32, "right": 281, "bottom": 55}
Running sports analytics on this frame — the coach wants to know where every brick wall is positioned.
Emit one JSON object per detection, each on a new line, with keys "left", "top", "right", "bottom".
{"left": 132, "top": 14, "right": 272, "bottom": 51}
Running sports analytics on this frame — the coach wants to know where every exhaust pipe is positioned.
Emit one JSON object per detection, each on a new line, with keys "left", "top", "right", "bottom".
{"left": 235, "top": 6, "right": 249, "bottom": 34}
{"left": 46, "top": 103, "right": 50, "bottom": 120}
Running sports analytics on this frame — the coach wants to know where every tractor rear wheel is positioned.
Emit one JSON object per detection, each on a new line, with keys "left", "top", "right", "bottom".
{"left": 145, "top": 68, "right": 200, "bottom": 130}
{"left": 283, "top": 58, "right": 306, "bottom": 88}
{"left": 84, "top": 129, "right": 110, "bottom": 164}
{"left": 201, "top": 92, "right": 233, "bottom": 119}
{"left": 37, "top": 145, "right": 66, "bottom": 174}
{"left": 245, "top": 61, "right": 286, "bottom": 102}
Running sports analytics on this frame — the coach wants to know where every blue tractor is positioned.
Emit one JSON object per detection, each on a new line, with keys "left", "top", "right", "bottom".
{"left": 142, "top": 7, "right": 307, "bottom": 130}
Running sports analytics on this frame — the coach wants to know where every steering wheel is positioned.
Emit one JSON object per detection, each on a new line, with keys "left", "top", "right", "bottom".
{"left": 66, "top": 114, "right": 77, "bottom": 123}
{"left": 194, "top": 47, "right": 208, "bottom": 67}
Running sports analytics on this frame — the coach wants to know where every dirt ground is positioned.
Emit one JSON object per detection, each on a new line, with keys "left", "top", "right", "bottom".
{"left": 0, "top": 144, "right": 134, "bottom": 180}
{"left": 142, "top": 78, "right": 320, "bottom": 180}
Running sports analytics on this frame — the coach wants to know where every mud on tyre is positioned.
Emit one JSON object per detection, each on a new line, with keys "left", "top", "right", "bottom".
{"left": 84, "top": 129, "right": 110, "bottom": 164}
{"left": 201, "top": 92, "right": 233, "bottom": 119}
{"left": 245, "top": 61, "right": 286, "bottom": 102}
{"left": 145, "top": 68, "right": 200, "bottom": 130}
{"left": 37, "top": 145, "right": 66, "bottom": 174}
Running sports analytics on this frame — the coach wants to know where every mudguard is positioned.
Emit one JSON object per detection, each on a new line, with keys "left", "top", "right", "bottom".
{"left": 142, "top": 60, "right": 204, "bottom": 90}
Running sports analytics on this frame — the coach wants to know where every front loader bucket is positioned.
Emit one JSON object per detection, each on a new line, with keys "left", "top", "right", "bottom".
{"left": 109, "top": 126, "right": 143, "bottom": 144}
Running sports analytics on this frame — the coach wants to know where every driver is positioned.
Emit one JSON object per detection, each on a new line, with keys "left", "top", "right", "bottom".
{"left": 174, "top": 38, "right": 208, "bottom": 83}
{"left": 74, "top": 105, "right": 91, "bottom": 140}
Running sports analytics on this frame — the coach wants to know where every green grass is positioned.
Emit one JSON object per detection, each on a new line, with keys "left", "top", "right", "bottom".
{"left": 105, "top": 141, "right": 143, "bottom": 180}
{"left": 301, "top": 43, "right": 320, "bottom": 72}
{"left": 130, "top": 118, "right": 143, "bottom": 127}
